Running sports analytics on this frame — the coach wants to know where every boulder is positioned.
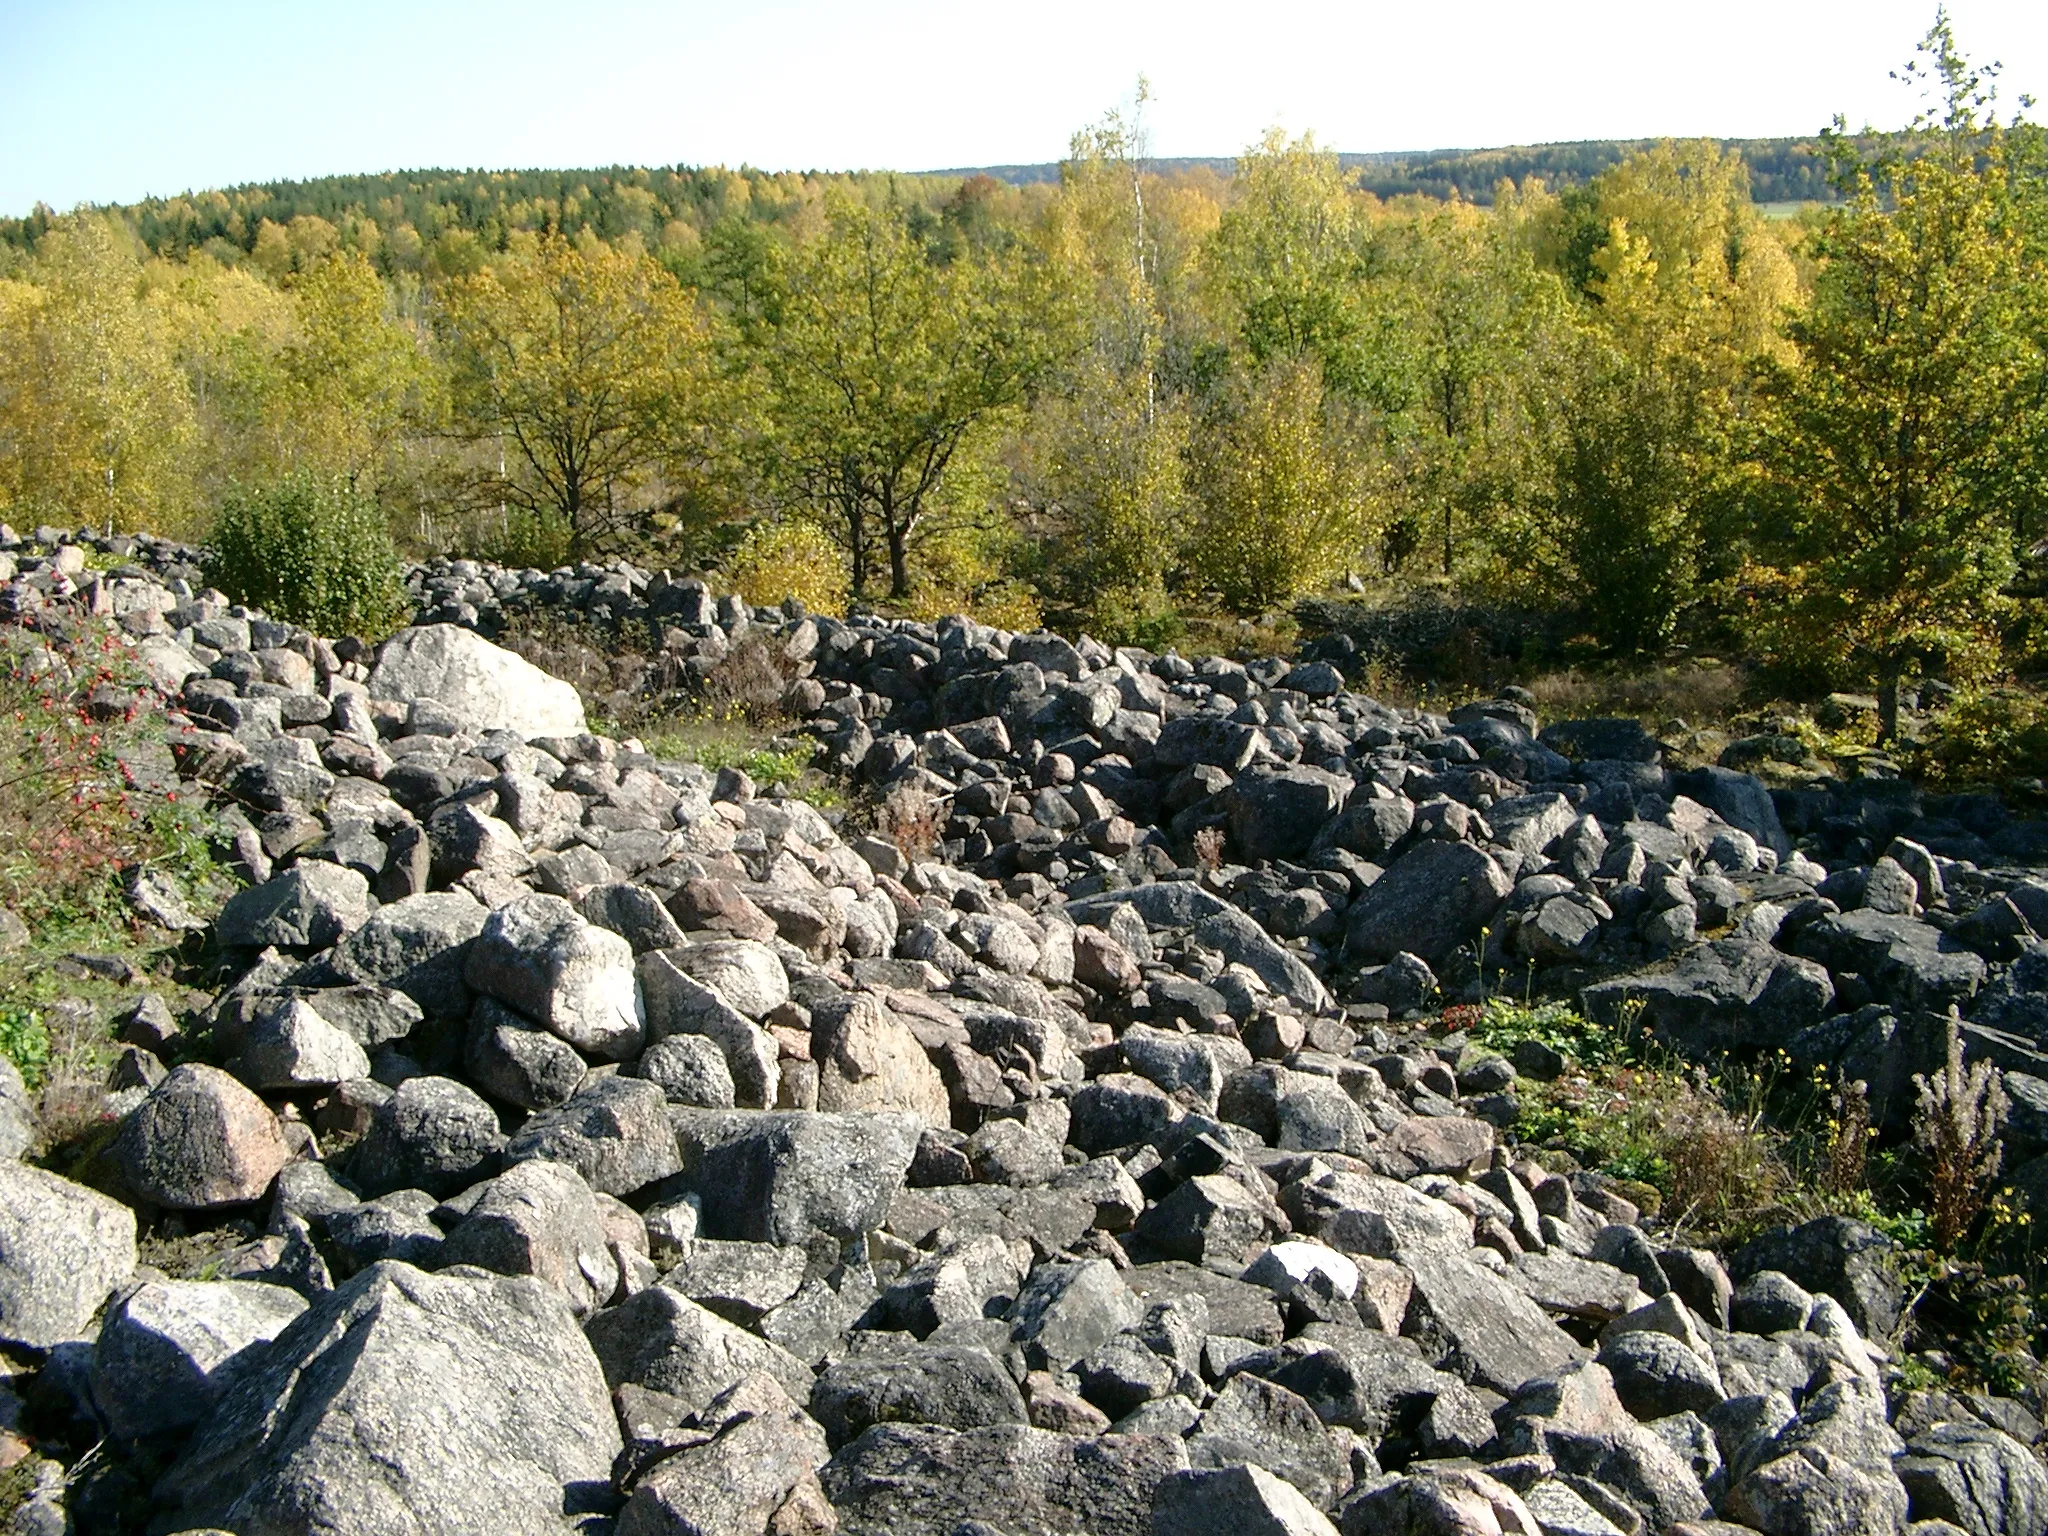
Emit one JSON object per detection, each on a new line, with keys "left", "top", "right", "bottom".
{"left": 1581, "top": 939, "right": 1834, "bottom": 1057}
{"left": 1227, "top": 767, "right": 1352, "bottom": 864}
{"left": 1344, "top": 841, "right": 1513, "bottom": 968}
{"left": 1156, "top": 1463, "right": 1342, "bottom": 1536}
{"left": 1400, "top": 1249, "right": 1584, "bottom": 1395}
{"left": 368, "top": 623, "right": 587, "bottom": 739}
{"left": 1730, "top": 1217, "right": 1904, "bottom": 1340}
{"left": 810, "top": 1339, "right": 1029, "bottom": 1450}
{"left": 671, "top": 1108, "right": 918, "bottom": 1244}
{"left": 820, "top": 1423, "right": 1188, "bottom": 1536}
{"left": 811, "top": 992, "right": 951, "bottom": 1126}
{"left": 91, "top": 1278, "right": 308, "bottom": 1440}
{"left": 351, "top": 1074, "right": 505, "bottom": 1198}
{"left": 328, "top": 890, "right": 490, "bottom": 1018}
{"left": 616, "top": 1372, "right": 831, "bottom": 1536}
{"left": 465, "top": 893, "right": 645, "bottom": 1061}
{"left": 1895, "top": 1421, "right": 2048, "bottom": 1536}
{"left": 0, "top": 1163, "right": 136, "bottom": 1348}
{"left": 115, "top": 1064, "right": 292, "bottom": 1209}
{"left": 160, "top": 1262, "right": 619, "bottom": 1534}
{"left": 505, "top": 1075, "right": 681, "bottom": 1197}
{"left": 585, "top": 1284, "right": 812, "bottom": 1415}
{"left": 215, "top": 862, "right": 372, "bottom": 950}
{"left": 435, "top": 1159, "right": 619, "bottom": 1318}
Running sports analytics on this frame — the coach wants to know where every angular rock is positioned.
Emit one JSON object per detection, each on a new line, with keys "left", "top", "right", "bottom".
{"left": 1345, "top": 841, "right": 1513, "bottom": 968}
{"left": 1156, "top": 1463, "right": 1342, "bottom": 1536}
{"left": 352, "top": 1074, "right": 505, "bottom": 1198}
{"left": 160, "top": 1262, "right": 618, "bottom": 1534}
{"left": 617, "top": 1372, "right": 830, "bottom": 1536}
{"left": 1401, "top": 1249, "right": 1584, "bottom": 1394}
{"left": 810, "top": 1339, "right": 1028, "bottom": 1450}
{"left": 368, "top": 623, "right": 587, "bottom": 739}
{"left": 0, "top": 1163, "right": 136, "bottom": 1348}
{"left": 91, "top": 1278, "right": 308, "bottom": 1440}
{"left": 115, "top": 1063, "right": 292, "bottom": 1209}
{"left": 671, "top": 1108, "right": 917, "bottom": 1244}
{"left": 820, "top": 1423, "right": 1188, "bottom": 1536}
{"left": 216, "top": 862, "right": 372, "bottom": 950}
{"left": 466, "top": 893, "right": 645, "bottom": 1061}
{"left": 585, "top": 1284, "right": 811, "bottom": 1415}
{"left": 811, "top": 992, "right": 950, "bottom": 1127}
{"left": 505, "top": 1074, "right": 681, "bottom": 1196}
{"left": 437, "top": 1159, "right": 618, "bottom": 1318}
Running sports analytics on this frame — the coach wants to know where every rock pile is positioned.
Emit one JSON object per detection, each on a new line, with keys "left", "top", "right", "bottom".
{"left": 1, "top": 529, "right": 2046, "bottom": 1534}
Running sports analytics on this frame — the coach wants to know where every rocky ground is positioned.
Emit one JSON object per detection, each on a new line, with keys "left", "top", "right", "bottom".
{"left": 1, "top": 532, "right": 2046, "bottom": 1535}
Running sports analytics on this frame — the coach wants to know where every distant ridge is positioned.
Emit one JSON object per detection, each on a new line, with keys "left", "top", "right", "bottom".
{"left": 928, "top": 138, "right": 1837, "bottom": 205}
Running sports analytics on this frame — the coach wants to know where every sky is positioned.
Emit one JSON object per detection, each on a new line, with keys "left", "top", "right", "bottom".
{"left": 4, "top": 0, "right": 2047, "bottom": 216}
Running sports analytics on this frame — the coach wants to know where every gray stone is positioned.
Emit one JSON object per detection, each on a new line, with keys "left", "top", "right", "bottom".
{"left": 1596, "top": 1329, "right": 1725, "bottom": 1419}
{"left": 1187, "top": 1372, "right": 1350, "bottom": 1512}
{"left": 436, "top": 1159, "right": 618, "bottom": 1318}
{"left": 585, "top": 1284, "right": 812, "bottom": 1415}
{"left": 466, "top": 893, "right": 645, "bottom": 1060}
{"left": 1156, "top": 1463, "right": 1342, "bottom": 1536}
{"left": 657, "top": 939, "right": 789, "bottom": 1019}
{"left": 0, "top": 1054, "right": 32, "bottom": 1159}
{"left": 369, "top": 623, "right": 586, "bottom": 739}
{"left": 672, "top": 1108, "right": 917, "bottom": 1246}
{"left": 0, "top": 1163, "right": 136, "bottom": 1348}
{"left": 216, "top": 862, "right": 372, "bottom": 950}
{"left": 616, "top": 1371, "right": 831, "bottom": 1536}
{"left": 810, "top": 1339, "right": 1028, "bottom": 1450}
{"left": 464, "top": 997, "right": 588, "bottom": 1110}
{"left": 639, "top": 948, "right": 781, "bottom": 1108}
{"left": 160, "top": 1262, "right": 618, "bottom": 1535}
{"left": 1227, "top": 766, "right": 1353, "bottom": 864}
{"left": 634, "top": 1032, "right": 737, "bottom": 1108}
{"left": 328, "top": 890, "right": 490, "bottom": 1018}
{"left": 352, "top": 1074, "right": 505, "bottom": 1198}
{"left": 1582, "top": 938, "right": 1834, "bottom": 1057}
{"left": 230, "top": 996, "right": 372, "bottom": 1089}
{"left": 1895, "top": 1422, "right": 2048, "bottom": 1536}
{"left": 1401, "top": 1249, "right": 1584, "bottom": 1394}
{"left": 820, "top": 1422, "right": 1188, "bottom": 1536}
{"left": 115, "top": 1063, "right": 292, "bottom": 1209}
{"left": 1344, "top": 841, "right": 1513, "bottom": 968}
{"left": 1010, "top": 1258, "right": 1144, "bottom": 1372}
{"left": 505, "top": 1075, "right": 681, "bottom": 1196}
{"left": 90, "top": 1278, "right": 307, "bottom": 1440}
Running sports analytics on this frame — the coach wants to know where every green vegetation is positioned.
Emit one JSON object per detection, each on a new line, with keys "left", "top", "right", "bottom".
{"left": 0, "top": 616, "right": 230, "bottom": 1146}
{"left": 205, "top": 472, "right": 409, "bottom": 637}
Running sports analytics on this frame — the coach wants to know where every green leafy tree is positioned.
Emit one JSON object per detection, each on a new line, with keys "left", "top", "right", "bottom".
{"left": 437, "top": 233, "right": 714, "bottom": 558}
{"left": 1192, "top": 358, "right": 1374, "bottom": 613}
{"left": 1750, "top": 17, "right": 2041, "bottom": 738}
{"left": 754, "top": 196, "right": 1070, "bottom": 599}
{"left": 0, "top": 215, "right": 197, "bottom": 532}
{"left": 279, "top": 250, "right": 429, "bottom": 486}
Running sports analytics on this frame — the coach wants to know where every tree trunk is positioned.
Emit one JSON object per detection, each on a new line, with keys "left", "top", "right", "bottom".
{"left": 1878, "top": 673, "right": 1901, "bottom": 745}
{"left": 887, "top": 521, "right": 911, "bottom": 599}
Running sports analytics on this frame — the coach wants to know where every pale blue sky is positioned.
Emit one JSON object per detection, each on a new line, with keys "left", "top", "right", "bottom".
{"left": 3, "top": 0, "right": 2045, "bottom": 216}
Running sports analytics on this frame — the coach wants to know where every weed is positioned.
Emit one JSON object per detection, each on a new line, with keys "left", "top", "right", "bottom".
{"left": 876, "top": 785, "right": 943, "bottom": 861}
{"left": 1191, "top": 826, "right": 1225, "bottom": 873}
{"left": 1913, "top": 1009, "right": 2009, "bottom": 1253}
{"left": 0, "top": 1005, "right": 49, "bottom": 1090}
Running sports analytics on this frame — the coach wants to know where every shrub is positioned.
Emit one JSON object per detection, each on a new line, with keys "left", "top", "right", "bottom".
{"left": 727, "top": 519, "right": 848, "bottom": 615}
{"left": 876, "top": 786, "right": 942, "bottom": 861}
{"left": 1912, "top": 686, "right": 2048, "bottom": 788}
{"left": 1914, "top": 1010, "right": 2009, "bottom": 1253}
{"left": 205, "top": 472, "right": 409, "bottom": 638}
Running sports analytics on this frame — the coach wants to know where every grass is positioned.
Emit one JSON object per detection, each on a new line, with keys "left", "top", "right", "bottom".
{"left": 628, "top": 708, "right": 843, "bottom": 810}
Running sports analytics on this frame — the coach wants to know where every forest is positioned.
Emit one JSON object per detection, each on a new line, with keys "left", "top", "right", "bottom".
{"left": 1, "top": 18, "right": 2045, "bottom": 763}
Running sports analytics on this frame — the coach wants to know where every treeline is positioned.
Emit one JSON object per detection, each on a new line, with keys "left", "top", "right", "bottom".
{"left": 949, "top": 138, "right": 1846, "bottom": 205}
{"left": 1, "top": 20, "right": 2044, "bottom": 739}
